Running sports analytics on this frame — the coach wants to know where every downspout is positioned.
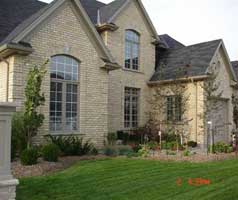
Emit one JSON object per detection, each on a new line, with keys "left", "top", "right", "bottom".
{"left": 191, "top": 77, "right": 198, "bottom": 142}
{"left": 195, "top": 81, "right": 198, "bottom": 142}
{"left": 0, "top": 56, "right": 9, "bottom": 102}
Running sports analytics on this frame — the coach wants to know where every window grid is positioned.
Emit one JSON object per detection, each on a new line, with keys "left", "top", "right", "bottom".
{"left": 50, "top": 55, "right": 79, "bottom": 132}
{"left": 50, "top": 82, "right": 63, "bottom": 131}
{"left": 166, "top": 96, "right": 182, "bottom": 121}
{"left": 124, "top": 87, "right": 140, "bottom": 128}
{"left": 125, "top": 30, "right": 140, "bottom": 70}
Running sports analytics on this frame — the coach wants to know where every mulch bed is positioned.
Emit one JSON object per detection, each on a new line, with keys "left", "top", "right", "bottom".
{"left": 148, "top": 151, "right": 238, "bottom": 163}
{"left": 12, "top": 153, "right": 238, "bottom": 179}
{"left": 12, "top": 155, "right": 107, "bottom": 179}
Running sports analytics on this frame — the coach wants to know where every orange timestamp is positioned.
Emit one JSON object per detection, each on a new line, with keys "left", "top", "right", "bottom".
{"left": 176, "top": 177, "right": 211, "bottom": 186}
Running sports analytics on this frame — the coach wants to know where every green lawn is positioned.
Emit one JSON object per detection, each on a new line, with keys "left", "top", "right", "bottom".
{"left": 17, "top": 158, "right": 238, "bottom": 200}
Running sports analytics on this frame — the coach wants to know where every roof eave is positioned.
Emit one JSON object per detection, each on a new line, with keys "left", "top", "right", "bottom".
{"left": 148, "top": 75, "right": 209, "bottom": 86}
{"left": 0, "top": 43, "right": 33, "bottom": 58}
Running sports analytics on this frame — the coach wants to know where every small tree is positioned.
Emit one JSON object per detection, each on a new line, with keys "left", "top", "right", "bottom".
{"left": 24, "top": 61, "right": 47, "bottom": 148}
{"left": 148, "top": 63, "right": 191, "bottom": 147}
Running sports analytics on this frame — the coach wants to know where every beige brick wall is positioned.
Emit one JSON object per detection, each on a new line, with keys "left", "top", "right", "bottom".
{"left": 0, "top": 57, "right": 15, "bottom": 102}
{"left": 207, "top": 47, "right": 234, "bottom": 143}
{"left": 8, "top": 1, "right": 109, "bottom": 147}
{"left": 103, "top": 0, "right": 155, "bottom": 132}
{"left": 150, "top": 81, "right": 205, "bottom": 145}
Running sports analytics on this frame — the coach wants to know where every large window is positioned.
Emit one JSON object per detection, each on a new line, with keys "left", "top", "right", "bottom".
{"left": 166, "top": 96, "right": 182, "bottom": 121}
{"left": 50, "top": 55, "right": 79, "bottom": 132}
{"left": 124, "top": 87, "right": 140, "bottom": 128}
{"left": 125, "top": 30, "right": 140, "bottom": 70}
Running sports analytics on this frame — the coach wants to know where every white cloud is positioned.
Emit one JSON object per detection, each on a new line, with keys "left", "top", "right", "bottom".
{"left": 41, "top": 0, "right": 238, "bottom": 60}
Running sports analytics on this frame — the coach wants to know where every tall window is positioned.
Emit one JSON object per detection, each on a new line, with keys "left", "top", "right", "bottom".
{"left": 125, "top": 30, "right": 140, "bottom": 70}
{"left": 50, "top": 55, "right": 79, "bottom": 132}
{"left": 166, "top": 96, "right": 182, "bottom": 121}
{"left": 124, "top": 87, "right": 140, "bottom": 128}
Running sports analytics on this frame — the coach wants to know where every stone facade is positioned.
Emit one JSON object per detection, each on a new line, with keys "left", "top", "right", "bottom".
{"left": 0, "top": 0, "right": 236, "bottom": 148}
{"left": 1, "top": 1, "right": 110, "bottom": 147}
{"left": 103, "top": 0, "right": 156, "bottom": 132}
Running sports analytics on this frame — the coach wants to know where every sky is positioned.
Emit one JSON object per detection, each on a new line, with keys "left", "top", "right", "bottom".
{"left": 41, "top": 0, "right": 238, "bottom": 61}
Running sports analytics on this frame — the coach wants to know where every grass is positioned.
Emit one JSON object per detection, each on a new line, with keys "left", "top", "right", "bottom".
{"left": 17, "top": 158, "right": 238, "bottom": 200}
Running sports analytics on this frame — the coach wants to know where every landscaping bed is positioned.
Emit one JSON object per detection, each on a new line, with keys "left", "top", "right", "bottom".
{"left": 12, "top": 155, "right": 107, "bottom": 178}
{"left": 148, "top": 151, "right": 238, "bottom": 163}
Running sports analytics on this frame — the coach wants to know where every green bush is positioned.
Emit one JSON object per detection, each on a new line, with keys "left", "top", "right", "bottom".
{"left": 104, "top": 146, "right": 119, "bottom": 156}
{"left": 107, "top": 132, "right": 117, "bottom": 145}
{"left": 209, "top": 142, "right": 232, "bottom": 153}
{"left": 131, "top": 144, "right": 141, "bottom": 153}
{"left": 183, "top": 150, "right": 191, "bottom": 157}
{"left": 138, "top": 145, "right": 150, "bottom": 158}
{"left": 48, "top": 135, "right": 95, "bottom": 156}
{"left": 147, "top": 141, "right": 158, "bottom": 151}
{"left": 187, "top": 141, "right": 197, "bottom": 148}
{"left": 118, "top": 146, "right": 133, "bottom": 156}
{"left": 11, "top": 112, "right": 27, "bottom": 160}
{"left": 166, "top": 150, "right": 176, "bottom": 155}
{"left": 20, "top": 148, "right": 38, "bottom": 166}
{"left": 90, "top": 147, "right": 98, "bottom": 155}
{"left": 42, "top": 144, "right": 60, "bottom": 162}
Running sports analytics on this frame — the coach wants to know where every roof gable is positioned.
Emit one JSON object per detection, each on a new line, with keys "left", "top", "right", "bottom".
{"left": 0, "top": 0, "right": 119, "bottom": 67}
{"left": 151, "top": 39, "right": 222, "bottom": 82}
{"left": 98, "top": 0, "right": 159, "bottom": 40}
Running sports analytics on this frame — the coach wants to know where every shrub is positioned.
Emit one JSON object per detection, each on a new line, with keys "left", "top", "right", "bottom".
{"left": 42, "top": 144, "right": 60, "bottom": 162}
{"left": 183, "top": 150, "right": 191, "bottom": 157}
{"left": 209, "top": 142, "right": 232, "bottom": 153}
{"left": 187, "top": 141, "right": 197, "bottom": 148}
{"left": 118, "top": 146, "right": 133, "bottom": 156}
{"left": 11, "top": 112, "right": 27, "bottom": 160}
{"left": 117, "top": 131, "right": 129, "bottom": 144}
{"left": 90, "top": 147, "right": 98, "bottom": 155}
{"left": 107, "top": 132, "right": 117, "bottom": 145}
{"left": 48, "top": 135, "right": 95, "bottom": 156}
{"left": 138, "top": 145, "right": 150, "bottom": 158}
{"left": 130, "top": 144, "right": 141, "bottom": 153}
{"left": 104, "top": 146, "right": 119, "bottom": 156}
{"left": 166, "top": 150, "right": 176, "bottom": 155}
{"left": 147, "top": 141, "right": 159, "bottom": 151}
{"left": 20, "top": 148, "right": 38, "bottom": 166}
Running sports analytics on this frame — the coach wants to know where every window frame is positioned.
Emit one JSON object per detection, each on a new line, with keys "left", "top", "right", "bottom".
{"left": 124, "top": 87, "right": 140, "bottom": 129}
{"left": 50, "top": 55, "right": 80, "bottom": 134}
{"left": 124, "top": 30, "right": 140, "bottom": 71}
{"left": 166, "top": 95, "right": 182, "bottom": 122}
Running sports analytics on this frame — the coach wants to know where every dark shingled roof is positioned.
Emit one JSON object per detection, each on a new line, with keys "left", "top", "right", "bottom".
{"left": 159, "top": 34, "right": 185, "bottom": 49}
{"left": 151, "top": 39, "right": 222, "bottom": 81}
{"left": 99, "top": 0, "right": 128, "bottom": 24}
{"left": 0, "top": 0, "right": 47, "bottom": 43}
{"left": 80, "top": 0, "right": 106, "bottom": 24}
{"left": 231, "top": 61, "right": 238, "bottom": 79}
{"left": 0, "top": 0, "right": 129, "bottom": 44}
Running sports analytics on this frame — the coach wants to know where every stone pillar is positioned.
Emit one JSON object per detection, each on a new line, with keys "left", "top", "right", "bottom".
{"left": 0, "top": 103, "right": 19, "bottom": 200}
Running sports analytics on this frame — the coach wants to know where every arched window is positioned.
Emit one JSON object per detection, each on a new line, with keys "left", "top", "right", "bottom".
{"left": 50, "top": 55, "right": 79, "bottom": 132}
{"left": 125, "top": 30, "right": 140, "bottom": 70}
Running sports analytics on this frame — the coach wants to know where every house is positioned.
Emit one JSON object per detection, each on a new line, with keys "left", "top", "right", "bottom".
{"left": 0, "top": 0, "right": 237, "bottom": 149}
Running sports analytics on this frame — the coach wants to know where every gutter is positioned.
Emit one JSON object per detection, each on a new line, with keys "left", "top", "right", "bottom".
{"left": 148, "top": 75, "right": 209, "bottom": 86}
